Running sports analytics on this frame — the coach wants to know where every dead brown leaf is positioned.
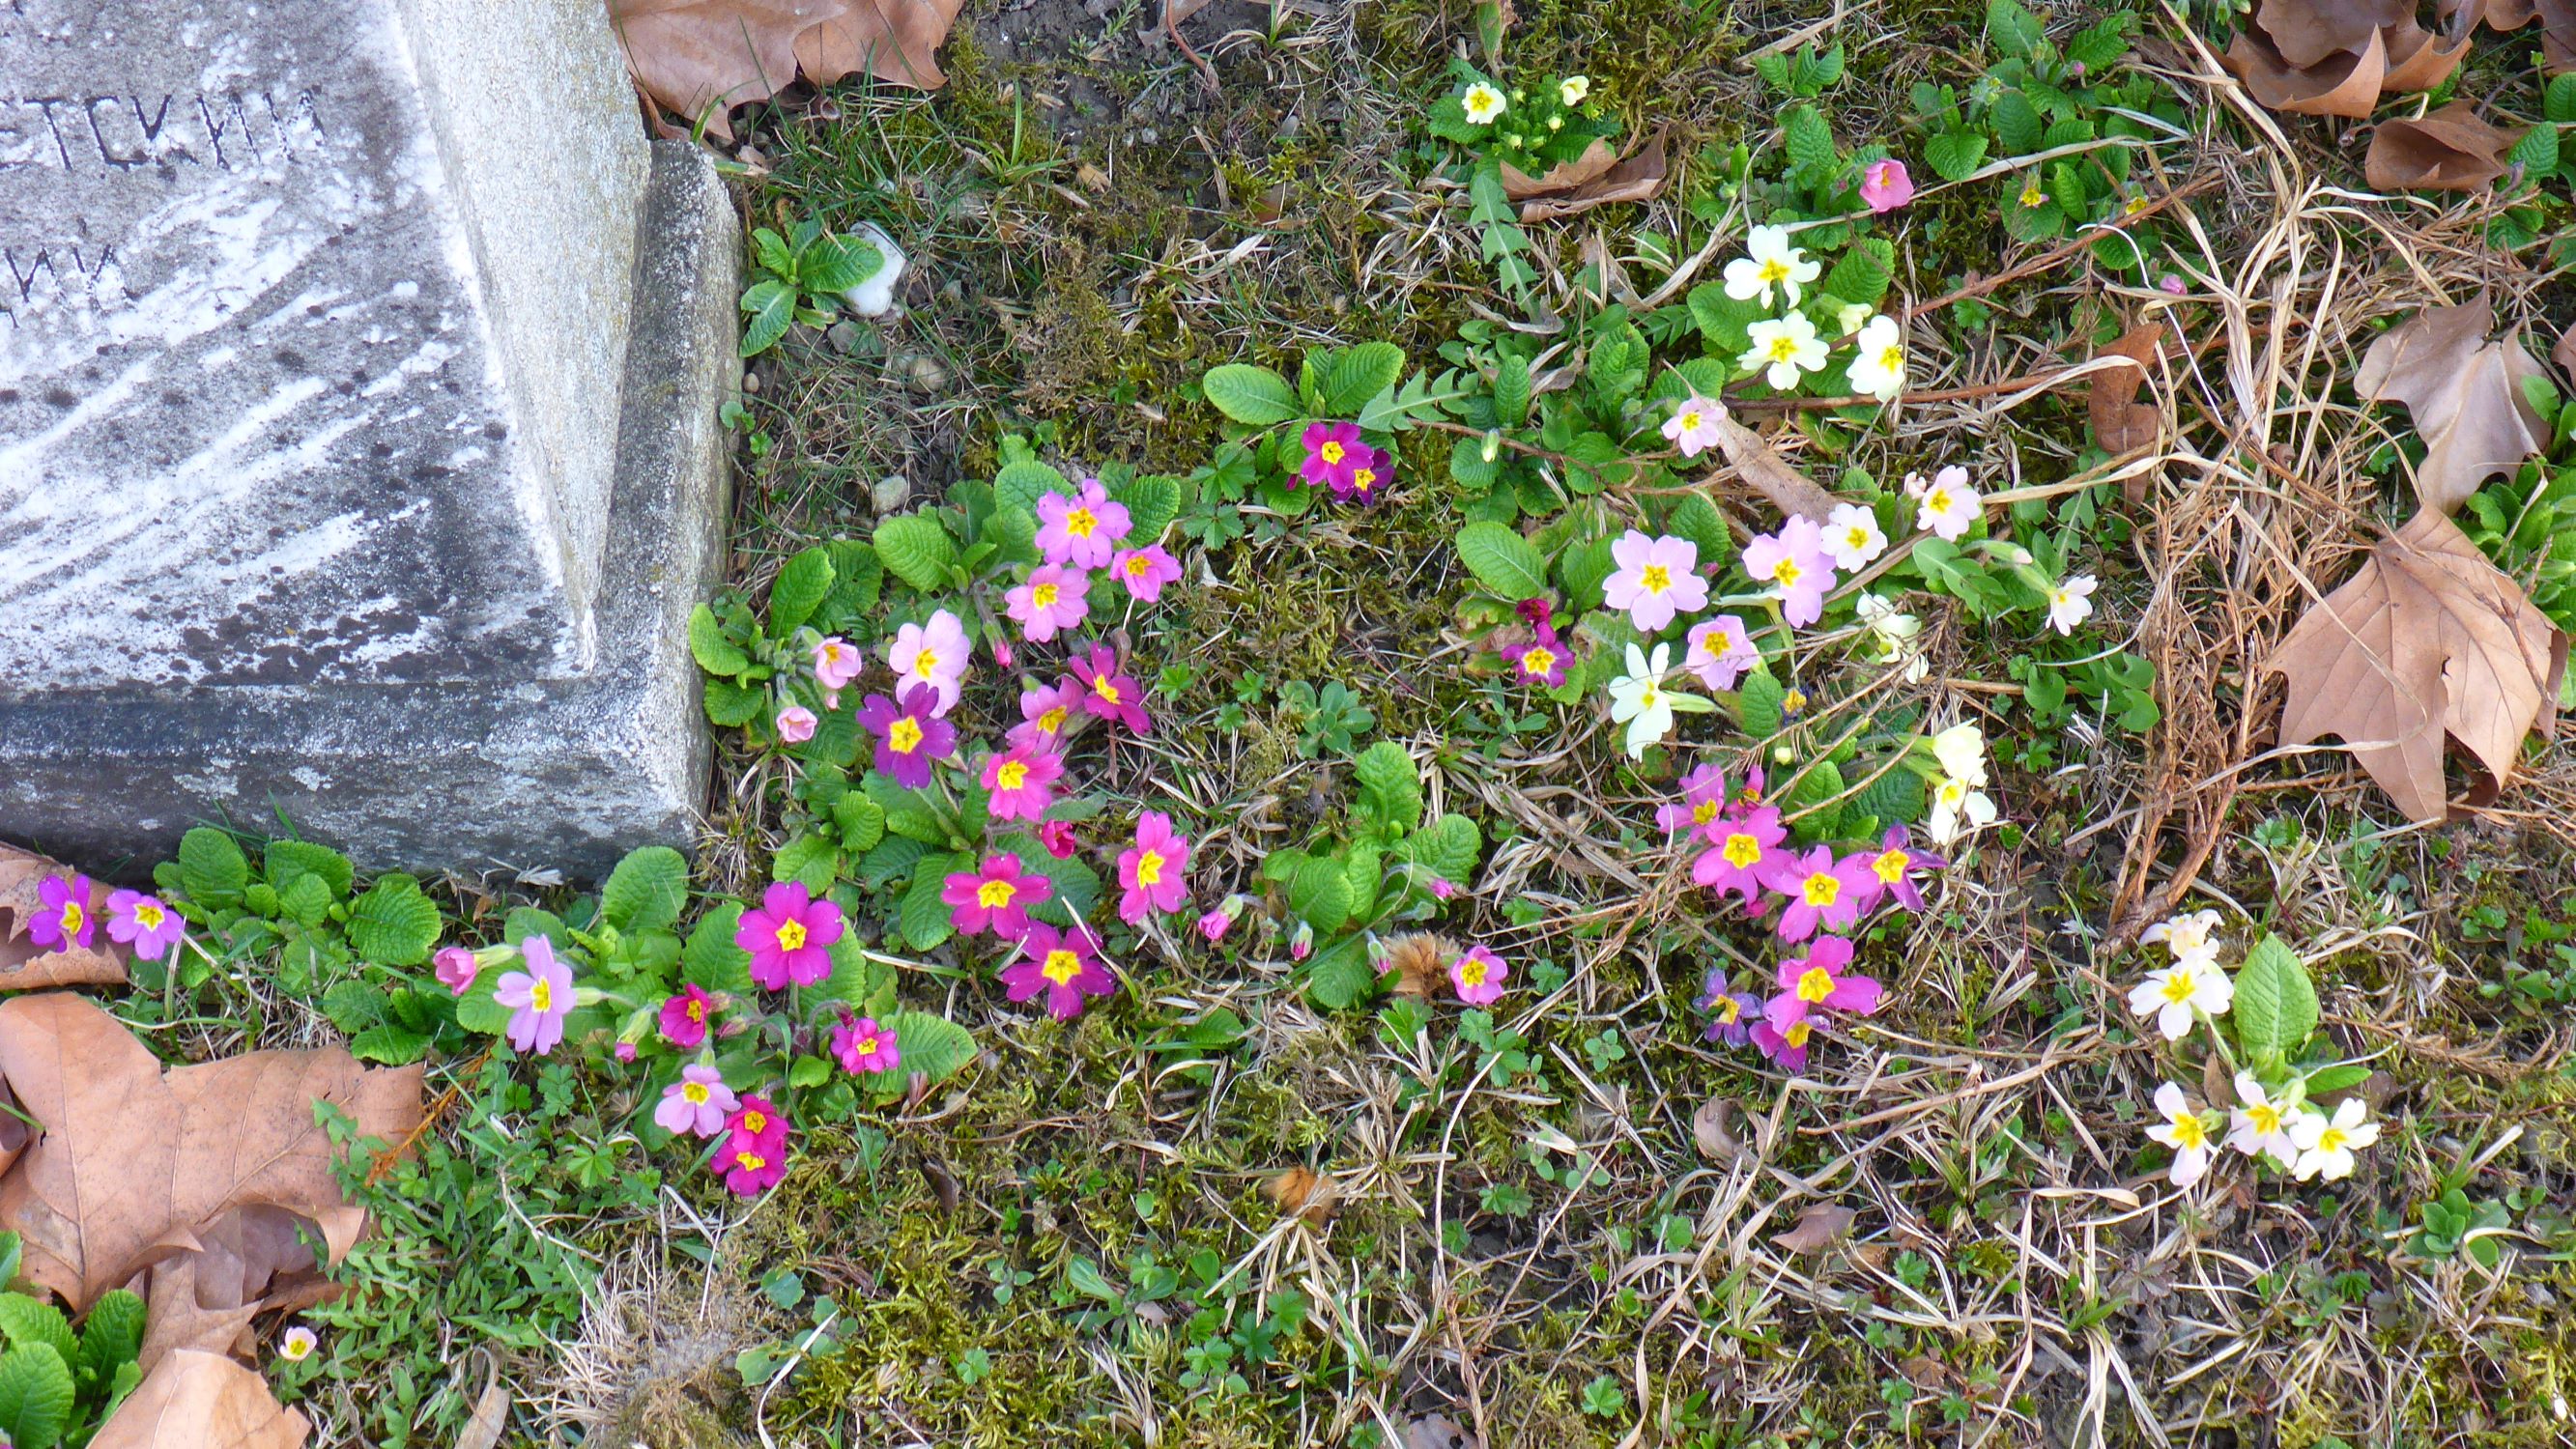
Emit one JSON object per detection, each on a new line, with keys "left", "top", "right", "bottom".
{"left": 455, "top": 1359, "right": 510, "bottom": 1449}
{"left": 2225, "top": 20, "right": 2389, "bottom": 117}
{"left": 1512, "top": 131, "right": 1672, "bottom": 222}
{"left": 2266, "top": 509, "right": 2568, "bottom": 823}
{"left": 2354, "top": 296, "right": 2550, "bottom": 514}
{"left": 1382, "top": 933, "right": 1452, "bottom": 999}
{"left": 2485, "top": 0, "right": 2576, "bottom": 72}
{"left": 2088, "top": 322, "right": 2168, "bottom": 466}
{"left": 0, "top": 845, "right": 129, "bottom": 991}
{"left": 1264, "top": 1167, "right": 1336, "bottom": 1227}
{"left": 1709, "top": 416, "right": 1840, "bottom": 524}
{"left": 607, "top": 0, "right": 966, "bottom": 139}
{"left": 90, "top": 1350, "right": 308, "bottom": 1449}
{"left": 2366, "top": 100, "right": 2523, "bottom": 190}
{"left": 2222, "top": 0, "right": 2499, "bottom": 115}
{"left": 1690, "top": 1096, "right": 1742, "bottom": 1161}
{"left": 0, "top": 992, "right": 423, "bottom": 1311}
{"left": 2556, "top": 318, "right": 2576, "bottom": 379}
{"left": 1771, "top": 1202, "right": 1856, "bottom": 1254}
{"left": 1500, "top": 139, "right": 1620, "bottom": 200}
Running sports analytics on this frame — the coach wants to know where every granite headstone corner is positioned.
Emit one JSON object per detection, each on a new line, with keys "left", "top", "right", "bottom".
{"left": 0, "top": 0, "right": 740, "bottom": 878}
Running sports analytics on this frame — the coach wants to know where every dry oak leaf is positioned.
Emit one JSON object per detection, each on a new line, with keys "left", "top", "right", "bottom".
{"left": 1770, "top": 1202, "right": 1857, "bottom": 1255}
{"left": 608, "top": 0, "right": 966, "bottom": 140}
{"left": 0, "top": 845, "right": 129, "bottom": 992}
{"left": 2556, "top": 317, "right": 2576, "bottom": 380}
{"left": 2485, "top": 0, "right": 2576, "bottom": 72}
{"left": 2088, "top": 321, "right": 2169, "bottom": 462}
{"left": 2266, "top": 509, "right": 2567, "bottom": 824}
{"left": 2224, "top": 18, "right": 2389, "bottom": 117}
{"left": 2222, "top": 0, "right": 2488, "bottom": 114}
{"left": 90, "top": 1350, "right": 307, "bottom": 1449}
{"left": 2365, "top": 100, "right": 2523, "bottom": 191}
{"left": 1708, "top": 415, "right": 1840, "bottom": 524}
{"left": 2355, "top": 296, "right": 2549, "bottom": 514}
{"left": 1510, "top": 130, "right": 1672, "bottom": 223}
{"left": 0, "top": 992, "right": 423, "bottom": 1311}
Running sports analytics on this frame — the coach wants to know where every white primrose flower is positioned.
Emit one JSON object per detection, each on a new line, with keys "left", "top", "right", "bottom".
{"left": 2141, "top": 908, "right": 2224, "bottom": 969}
{"left": 1740, "top": 312, "right": 1829, "bottom": 391}
{"left": 2289, "top": 1098, "right": 2379, "bottom": 1182}
{"left": 1721, "top": 223, "right": 1821, "bottom": 309}
{"left": 2047, "top": 574, "right": 2098, "bottom": 636}
{"left": 1846, "top": 313, "right": 1907, "bottom": 403}
{"left": 1606, "top": 643, "right": 1713, "bottom": 760}
{"left": 2226, "top": 1072, "right": 2299, "bottom": 1167}
{"left": 2145, "top": 1082, "right": 2215, "bottom": 1187}
{"left": 2127, "top": 956, "right": 2233, "bottom": 1041}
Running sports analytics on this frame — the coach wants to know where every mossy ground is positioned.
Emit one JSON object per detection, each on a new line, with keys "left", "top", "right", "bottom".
{"left": 315, "top": 1, "right": 2576, "bottom": 1445}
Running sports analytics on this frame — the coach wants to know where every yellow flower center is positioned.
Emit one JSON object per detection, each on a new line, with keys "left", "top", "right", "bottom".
{"left": 1031, "top": 582, "right": 1059, "bottom": 609}
{"left": 2019, "top": 183, "right": 2047, "bottom": 208}
{"left": 2315, "top": 1124, "right": 2348, "bottom": 1152}
{"left": 1353, "top": 468, "right": 1378, "bottom": 492}
{"left": 890, "top": 718, "right": 924, "bottom": 753}
{"left": 1716, "top": 996, "right": 1741, "bottom": 1024}
{"left": 776, "top": 919, "right": 808, "bottom": 952}
{"left": 1640, "top": 564, "right": 1672, "bottom": 594}
{"left": 1457, "top": 957, "right": 1488, "bottom": 987}
{"left": 1042, "top": 950, "right": 1083, "bottom": 985}
{"left": 978, "top": 879, "right": 1018, "bottom": 909}
{"left": 1709, "top": 629, "right": 1734, "bottom": 653}
{"left": 1722, "top": 834, "right": 1762, "bottom": 869}
{"left": 742, "top": 1111, "right": 767, "bottom": 1134}
{"left": 1877, "top": 344, "right": 1903, "bottom": 371}
{"left": 1637, "top": 684, "right": 1661, "bottom": 709}
{"left": 1766, "top": 336, "right": 1800, "bottom": 363}
{"left": 1039, "top": 705, "right": 1069, "bottom": 733}
{"left": 1521, "top": 646, "right": 1557, "bottom": 675}
{"left": 1679, "top": 409, "right": 1703, "bottom": 431}
{"left": 1693, "top": 800, "right": 1719, "bottom": 826}
{"left": 1320, "top": 440, "right": 1346, "bottom": 466}
{"left": 1801, "top": 874, "right": 1839, "bottom": 908}
{"left": 1781, "top": 689, "right": 1809, "bottom": 715}
{"left": 2247, "top": 1103, "right": 2282, "bottom": 1135}
{"left": 1759, "top": 258, "right": 1790, "bottom": 284}
{"left": 735, "top": 1151, "right": 767, "bottom": 1172}
{"left": 1773, "top": 557, "right": 1803, "bottom": 586}
{"left": 1784, "top": 1020, "right": 1811, "bottom": 1048}
{"left": 58, "top": 902, "right": 83, "bottom": 935}
{"left": 1873, "top": 849, "right": 1907, "bottom": 884}
{"left": 1926, "top": 489, "right": 1953, "bottom": 513}
{"left": 996, "top": 761, "right": 1029, "bottom": 791}
{"left": 1127, "top": 556, "right": 1150, "bottom": 577}
{"left": 2159, "top": 969, "right": 2197, "bottom": 1006}
{"left": 134, "top": 902, "right": 164, "bottom": 928}
{"left": 1095, "top": 680, "right": 1121, "bottom": 705}
{"left": 682, "top": 1081, "right": 709, "bottom": 1104}
{"left": 914, "top": 648, "right": 940, "bottom": 675}
{"left": 1844, "top": 526, "right": 1872, "bottom": 551}
{"left": 2124, "top": 195, "right": 2151, "bottom": 216}
{"left": 1134, "top": 850, "right": 1164, "bottom": 887}
{"left": 1796, "top": 965, "right": 1836, "bottom": 1002}
{"left": 1067, "top": 508, "right": 1098, "bottom": 538}
{"left": 529, "top": 980, "right": 554, "bottom": 1012}
{"left": 687, "top": 1000, "right": 705, "bottom": 1023}
{"left": 2168, "top": 1114, "right": 2208, "bottom": 1151}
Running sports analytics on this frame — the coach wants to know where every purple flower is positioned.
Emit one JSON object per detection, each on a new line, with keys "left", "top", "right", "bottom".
{"left": 614, "top": 1041, "right": 638, "bottom": 1064}
{"left": 832, "top": 1013, "right": 902, "bottom": 1074}
{"left": 1851, "top": 826, "right": 1944, "bottom": 915}
{"left": 27, "top": 873, "right": 94, "bottom": 952}
{"left": 658, "top": 984, "right": 715, "bottom": 1048}
{"left": 1007, "top": 563, "right": 1093, "bottom": 642}
{"left": 493, "top": 936, "right": 575, "bottom": 1057}
{"left": 1758, "top": 845, "right": 1878, "bottom": 942}
{"left": 1035, "top": 478, "right": 1132, "bottom": 569}
{"left": 859, "top": 685, "right": 958, "bottom": 789}
{"left": 1699, "top": 970, "right": 1762, "bottom": 1046}
{"left": 433, "top": 946, "right": 479, "bottom": 995}
{"left": 1332, "top": 443, "right": 1394, "bottom": 505}
{"left": 654, "top": 1063, "right": 737, "bottom": 1137}
{"left": 105, "top": 889, "right": 184, "bottom": 960}
{"left": 941, "top": 853, "right": 1052, "bottom": 938}
{"left": 1112, "top": 545, "right": 1183, "bottom": 602}
{"left": 735, "top": 881, "right": 845, "bottom": 990}
{"left": 1513, "top": 622, "right": 1568, "bottom": 689}
{"left": 1000, "top": 922, "right": 1116, "bottom": 1019}
{"left": 1300, "top": 420, "right": 1364, "bottom": 492}
{"left": 1068, "top": 645, "right": 1151, "bottom": 734}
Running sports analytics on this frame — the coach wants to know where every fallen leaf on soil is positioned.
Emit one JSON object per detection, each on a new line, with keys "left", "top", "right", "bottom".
{"left": 2266, "top": 509, "right": 2567, "bottom": 823}
{"left": 1770, "top": 1202, "right": 1856, "bottom": 1255}
{"left": 1511, "top": 131, "right": 1672, "bottom": 222}
{"left": 2365, "top": 100, "right": 2523, "bottom": 190}
{"left": 2224, "top": 0, "right": 2504, "bottom": 115}
{"left": 1382, "top": 932, "right": 1452, "bottom": 998}
{"left": 1264, "top": 1167, "right": 1336, "bottom": 1226}
{"left": 2225, "top": 19, "right": 2388, "bottom": 117}
{"left": 2354, "top": 296, "right": 2549, "bottom": 515}
{"left": 136, "top": 1207, "right": 344, "bottom": 1376}
{"left": 2087, "top": 322, "right": 2168, "bottom": 464}
{"left": 0, "top": 992, "right": 424, "bottom": 1311}
{"left": 608, "top": 0, "right": 967, "bottom": 139}
{"left": 2558, "top": 319, "right": 2576, "bottom": 380}
{"left": 2485, "top": 0, "right": 2576, "bottom": 72}
{"left": 455, "top": 1359, "right": 510, "bottom": 1449}
{"left": 1709, "top": 416, "right": 1840, "bottom": 524}
{"left": 0, "top": 845, "right": 129, "bottom": 991}
{"left": 2201, "top": 1052, "right": 2238, "bottom": 1110}
{"left": 1690, "top": 1095, "right": 1743, "bottom": 1160}
{"left": 89, "top": 1350, "right": 308, "bottom": 1449}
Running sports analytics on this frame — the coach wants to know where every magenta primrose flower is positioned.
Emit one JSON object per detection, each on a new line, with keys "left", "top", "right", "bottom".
{"left": 812, "top": 636, "right": 865, "bottom": 691}
{"left": 1197, "top": 906, "right": 1234, "bottom": 943}
{"left": 1334, "top": 443, "right": 1393, "bottom": 506}
{"left": 1852, "top": 826, "right": 1944, "bottom": 914}
{"left": 1116, "top": 811, "right": 1191, "bottom": 925}
{"left": 1068, "top": 645, "right": 1151, "bottom": 734}
{"left": 1766, "top": 934, "right": 1886, "bottom": 1037}
{"left": 1037, "top": 819, "right": 1080, "bottom": 859}
{"left": 885, "top": 609, "right": 970, "bottom": 715}
{"left": 1035, "top": 479, "right": 1132, "bottom": 570}
{"left": 833, "top": 1013, "right": 902, "bottom": 1074}
{"left": 1760, "top": 845, "right": 1877, "bottom": 941}
{"left": 718, "top": 1131, "right": 787, "bottom": 1196}
{"left": 942, "top": 853, "right": 1052, "bottom": 938}
{"left": 433, "top": 946, "right": 479, "bottom": 995}
{"left": 859, "top": 685, "right": 958, "bottom": 789}
{"left": 1742, "top": 518, "right": 1836, "bottom": 628}
{"left": 1112, "top": 545, "right": 1183, "bottom": 602}
{"left": 1692, "top": 806, "right": 1788, "bottom": 907}
{"left": 775, "top": 705, "right": 817, "bottom": 744}
{"left": 1300, "top": 420, "right": 1364, "bottom": 492}
{"left": 1699, "top": 970, "right": 1762, "bottom": 1046}
{"left": 981, "top": 743, "right": 1066, "bottom": 823}
{"left": 1751, "top": 1012, "right": 1815, "bottom": 1071}
{"left": 27, "top": 872, "right": 94, "bottom": 952}
{"left": 1450, "top": 944, "right": 1508, "bottom": 1006}
{"left": 1656, "top": 764, "right": 1731, "bottom": 837}
{"left": 493, "top": 935, "right": 575, "bottom": 1057}
{"left": 1685, "top": 615, "right": 1760, "bottom": 692}
{"left": 655, "top": 1064, "right": 738, "bottom": 1138}
{"left": 1011, "top": 678, "right": 1088, "bottom": 750}
{"left": 1513, "top": 621, "right": 1568, "bottom": 689}
{"left": 1007, "top": 563, "right": 1093, "bottom": 643}
{"left": 726, "top": 1094, "right": 789, "bottom": 1156}
{"left": 735, "top": 881, "right": 846, "bottom": 990}
{"left": 1001, "top": 922, "right": 1116, "bottom": 1019}
{"left": 1602, "top": 530, "right": 1709, "bottom": 634}
{"left": 105, "top": 889, "right": 184, "bottom": 960}
{"left": 658, "top": 984, "right": 715, "bottom": 1048}
{"left": 1859, "top": 157, "right": 1915, "bottom": 213}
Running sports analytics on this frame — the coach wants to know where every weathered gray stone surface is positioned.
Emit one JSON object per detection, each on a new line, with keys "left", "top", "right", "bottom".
{"left": 0, "top": 0, "right": 738, "bottom": 878}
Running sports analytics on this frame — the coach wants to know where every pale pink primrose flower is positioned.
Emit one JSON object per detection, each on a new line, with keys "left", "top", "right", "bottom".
{"left": 1034, "top": 478, "right": 1132, "bottom": 569}
{"left": 1601, "top": 530, "right": 1709, "bottom": 634}
{"left": 812, "top": 637, "right": 864, "bottom": 691}
{"left": 1859, "top": 157, "right": 1915, "bottom": 213}
{"left": 1684, "top": 614, "right": 1760, "bottom": 691}
{"left": 655, "top": 1064, "right": 738, "bottom": 1137}
{"left": 1661, "top": 395, "right": 1727, "bottom": 458}
{"left": 775, "top": 705, "right": 817, "bottom": 743}
{"left": 1821, "top": 503, "right": 1888, "bottom": 571}
{"left": 1006, "top": 563, "right": 1092, "bottom": 642}
{"left": 1915, "top": 467, "right": 1981, "bottom": 542}
{"left": 278, "top": 1326, "right": 320, "bottom": 1363}
{"left": 493, "top": 935, "right": 576, "bottom": 1057}
{"left": 884, "top": 610, "right": 970, "bottom": 714}
{"left": 1740, "top": 517, "right": 1836, "bottom": 628}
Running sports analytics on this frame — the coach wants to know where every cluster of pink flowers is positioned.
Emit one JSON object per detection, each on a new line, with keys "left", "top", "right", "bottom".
{"left": 1002, "top": 479, "right": 1181, "bottom": 642}
{"left": 1674, "top": 767, "right": 1943, "bottom": 1070}
{"left": 939, "top": 808, "right": 1195, "bottom": 1021}
{"left": 779, "top": 608, "right": 975, "bottom": 745}
{"left": 1300, "top": 420, "right": 1396, "bottom": 506}
{"left": 24, "top": 871, "right": 185, "bottom": 961}
{"left": 1510, "top": 598, "right": 1569, "bottom": 688}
